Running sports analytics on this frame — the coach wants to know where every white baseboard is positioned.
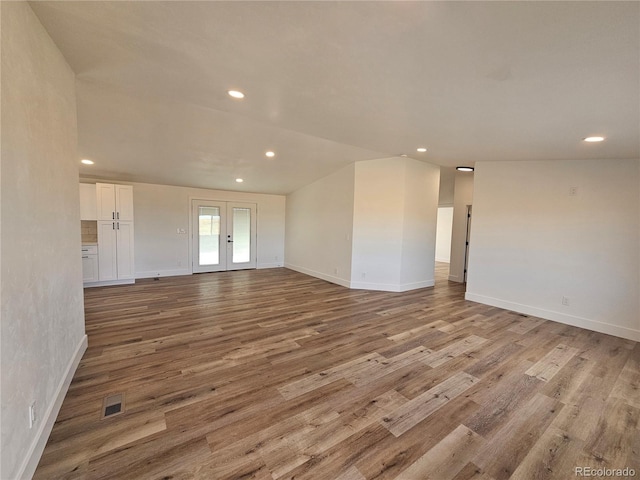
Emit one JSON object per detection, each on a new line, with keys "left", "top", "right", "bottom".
{"left": 83, "top": 278, "right": 135, "bottom": 288}
{"left": 257, "top": 263, "right": 284, "bottom": 269}
{"left": 435, "top": 257, "right": 450, "bottom": 263}
{"left": 284, "top": 263, "right": 351, "bottom": 288}
{"left": 135, "top": 268, "right": 191, "bottom": 279}
{"left": 448, "top": 274, "right": 463, "bottom": 283}
{"left": 18, "top": 334, "right": 88, "bottom": 479}
{"left": 465, "top": 292, "right": 640, "bottom": 342}
{"left": 350, "top": 279, "right": 435, "bottom": 292}
{"left": 284, "top": 264, "right": 435, "bottom": 293}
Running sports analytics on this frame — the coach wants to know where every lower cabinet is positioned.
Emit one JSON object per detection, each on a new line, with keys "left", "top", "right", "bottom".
{"left": 98, "top": 221, "right": 134, "bottom": 281}
{"left": 81, "top": 245, "right": 99, "bottom": 283}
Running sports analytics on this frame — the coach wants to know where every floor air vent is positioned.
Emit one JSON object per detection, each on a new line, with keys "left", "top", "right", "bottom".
{"left": 102, "top": 393, "right": 125, "bottom": 419}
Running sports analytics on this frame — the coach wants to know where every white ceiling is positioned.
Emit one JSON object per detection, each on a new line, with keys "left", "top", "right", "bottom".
{"left": 30, "top": 1, "right": 639, "bottom": 195}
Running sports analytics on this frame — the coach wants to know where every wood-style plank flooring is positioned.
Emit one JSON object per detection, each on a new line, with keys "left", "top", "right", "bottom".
{"left": 35, "top": 264, "right": 640, "bottom": 479}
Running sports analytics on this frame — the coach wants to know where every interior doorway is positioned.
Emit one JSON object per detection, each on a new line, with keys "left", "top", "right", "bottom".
{"left": 463, "top": 205, "right": 472, "bottom": 283}
{"left": 191, "top": 200, "right": 257, "bottom": 273}
{"left": 435, "top": 206, "right": 454, "bottom": 264}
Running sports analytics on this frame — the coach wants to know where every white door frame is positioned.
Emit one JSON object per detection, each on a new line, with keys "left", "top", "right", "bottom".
{"left": 190, "top": 198, "right": 257, "bottom": 273}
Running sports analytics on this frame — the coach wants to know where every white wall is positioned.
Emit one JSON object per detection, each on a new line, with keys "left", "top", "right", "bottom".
{"left": 351, "top": 159, "right": 405, "bottom": 288}
{"left": 81, "top": 180, "right": 286, "bottom": 277}
{"left": 286, "top": 157, "right": 440, "bottom": 292}
{"left": 449, "top": 171, "right": 474, "bottom": 282}
{"left": 435, "top": 207, "right": 454, "bottom": 263}
{"left": 1, "top": 4, "right": 87, "bottom": 478}
{"left": 438, "top": 166, "right": 456, "bottom": 206}
{"left": 349, "top": 157, "right": 439, "bottom": 292}
{"left": 285, "top": 164, "right": 355, "bottom": 287}
{"left": 467, "top": 159, "right": 640, "bottom": 341}
{"left": 398, "top": 159, "right": 440, "bottom": 288}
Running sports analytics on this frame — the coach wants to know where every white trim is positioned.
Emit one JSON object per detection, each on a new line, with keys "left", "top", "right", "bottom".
{"left": 257, "top": 263, "right": 284, "bottom": 269}
{"left": 284, "top": 263, "right": 351, "bottom": 288}
{"left": 285, "top": 264, "right": 435, "bottom": 292}
{"left": 18, "top": 335, "right": 88, "bottom": 479}
{"left": 350, "top": 279, "right": 435, "bottom": 292}
{"left": 83, "top": 278, "right": 135, "bottom": 288}
{"left": 465, "top": 292, "right": 640, "bottom": 342}
{"left": 448, "top": 274, "right": 463, "bottom": 283}
{"left": 135, "top": 269, "right": 191, "bottom": 279}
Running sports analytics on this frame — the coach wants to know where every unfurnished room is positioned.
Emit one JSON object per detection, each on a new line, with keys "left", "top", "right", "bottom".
{"left": 1, "top": 1, "right": 639, "bottom": 479}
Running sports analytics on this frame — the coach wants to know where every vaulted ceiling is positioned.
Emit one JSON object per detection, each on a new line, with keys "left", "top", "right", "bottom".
{"left": 30, "top": 1, "right": 639, "bottom": 194}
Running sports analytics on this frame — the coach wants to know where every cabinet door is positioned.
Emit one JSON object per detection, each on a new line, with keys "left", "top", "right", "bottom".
{"left": 98, "top": 221, "right": 118, "bottom": 281}
{"left": 115, "top": 185, "right": 134, "bottom": 221}
{"left": 79, "top": 184, "right": 97, "bottom": 220}
{"left": 96, "top": 183, "right": 116, "bottom": 221}
{"left": 116, "top": 222, "right": 135, "bottom": 279}
{"left": 82, "top": 255, "right": 99, "bottom": 282}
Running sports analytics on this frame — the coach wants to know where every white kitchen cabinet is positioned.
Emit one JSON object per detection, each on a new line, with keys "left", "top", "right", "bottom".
{"left": 98, "top": 220, "right": 135, "bottom": 281}
{"left": 116, "top": 222, "right": 135, "bottom": 279}
{"left": 79, "top": 184, "right": 97, "bottom": 220}
{"left": 81, "top": 245, "right": 99, "bottom": 282}
{"left": 98, "top": 221, "right": 118, "bottom": 281}
{"left": 96, "top": 183, "right": 134, "bottom": 221}
{"left": 95, "top": 183, "right": 134, "bottom": 282}
{"left": 115, "top": 185, "right": 134, "bottom": 221}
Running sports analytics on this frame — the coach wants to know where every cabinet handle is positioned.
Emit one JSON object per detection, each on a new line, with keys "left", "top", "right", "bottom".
{"left": 112, "top": 222, "right": 115, "bottom": 230}
{"left": 117, "top": 222, "right": 120, "bottom": 230}
{"left": 117, "top": 212, "right": 120, "bottom": 219}
{"left": 112, "top": 212, "right": 115, "bottom": 220}
{"left": 82, "top": 255, "right": 89, "bottom": 259}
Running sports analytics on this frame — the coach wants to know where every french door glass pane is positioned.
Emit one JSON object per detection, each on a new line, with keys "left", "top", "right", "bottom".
{"left": 198, "top": 206, "right": 220, "bottom": 265}
{"left": 232, "top": 208, "right": 251, "bottom": 263}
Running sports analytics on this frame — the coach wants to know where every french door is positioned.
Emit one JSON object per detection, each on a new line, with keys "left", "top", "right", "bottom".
{"left": 191, "top": 200, "right": 257, "bottom": 273}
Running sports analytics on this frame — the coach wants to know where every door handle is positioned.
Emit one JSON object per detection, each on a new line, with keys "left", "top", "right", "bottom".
{"left": 227, "top": 240, "right": 233, "bottom": 243}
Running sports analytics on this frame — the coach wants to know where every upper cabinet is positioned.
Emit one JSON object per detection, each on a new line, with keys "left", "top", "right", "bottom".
{"left": 115, "top": 185, "right": 134, "bottom": 221}
{"left": 79, "top": 184, "right": 97, "bottom": 220}
{"left": 96, "top": 183, "right": 134, "bottom": 221}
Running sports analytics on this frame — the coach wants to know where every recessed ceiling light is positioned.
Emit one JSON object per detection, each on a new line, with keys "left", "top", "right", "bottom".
{"left": 583, "top": 136, "right": 604, "bottom": 142}
{"left": 417, "top": 147, "right": 427, "bottom": 153}
{"left": 81, "top": 159, "right": 94, "bottom": 165}
{"left": 400, "top": 154, "right": 408, "bottom": 157}
{"left": 235, "top": 178, "right": 244, "bottom": 183}
{"left": 265, "top": 151, "right": 275, "bottom": 158}
{"left": 456, "top": 166, "right": 474, "bottom": 172}
{"left": 228, "top": 90, "right": 245, "bottom": 99}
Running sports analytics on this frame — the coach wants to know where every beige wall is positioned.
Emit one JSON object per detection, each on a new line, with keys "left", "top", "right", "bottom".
{"left": 286, "top": 157, "right": 440, "bottom": 292}
{"left": 351, "top": 157, "right": 439, "bottom": 291}
{"left": 81, "top": 180, "right": 286, "bottom": 277}
{"left": 1, "top": 3, "right": 87, "bottom": 478}
{"left": 467, "top": 159, "right": 640, "bottom": 341}
{"left": 285, "top": 164, "right": 355, "bottom": 286}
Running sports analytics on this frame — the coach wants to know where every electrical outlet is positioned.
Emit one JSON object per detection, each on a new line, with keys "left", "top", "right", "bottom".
{"left": 361, "top": 272, "right": 366, "bottom": 279}
{"left": 275, "top": 255, "right": 278, "bottom": 261}
{"left": 29, "top": 402, "right": 36, "bottom": 429}
{"left": 562, "top": 296, "right": 570, "bottom": 306}
{"left": 333, "top": 268, "right": 338, "bottom": 275}
{"left": 569, "top": 187, "right": 578, "bottom": 196}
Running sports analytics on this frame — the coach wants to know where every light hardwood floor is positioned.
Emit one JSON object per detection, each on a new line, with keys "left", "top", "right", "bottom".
{"left": 35, "top": 264, "right": 639, "bottom": 479}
